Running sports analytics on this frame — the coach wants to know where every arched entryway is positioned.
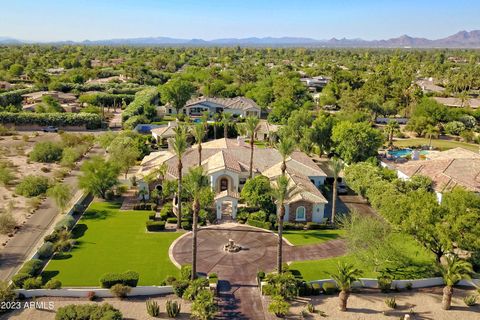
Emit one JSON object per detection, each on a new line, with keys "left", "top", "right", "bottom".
{"left": 214, "top": 191, "right": 239, "bottom": 220}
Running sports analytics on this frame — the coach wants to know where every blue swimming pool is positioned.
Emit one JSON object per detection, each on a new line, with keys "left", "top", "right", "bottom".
{"left": 388, "top": 148, "right": 429, "bottom": 158}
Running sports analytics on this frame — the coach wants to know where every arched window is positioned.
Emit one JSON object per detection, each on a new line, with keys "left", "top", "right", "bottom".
{"left": 296, "top": 206, "right": 306, "bottom": 221}
{"left": 220, "top": 177, "right": 229, "bottom": 191}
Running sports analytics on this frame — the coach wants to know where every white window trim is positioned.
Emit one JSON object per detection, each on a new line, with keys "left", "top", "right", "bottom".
{"left": 295, "top": 206, "right": 306, "bottom": 221}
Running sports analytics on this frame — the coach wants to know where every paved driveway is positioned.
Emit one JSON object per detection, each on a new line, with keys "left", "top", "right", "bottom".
{"left": 171, "top": 224, "right": 345, "bottom": 319}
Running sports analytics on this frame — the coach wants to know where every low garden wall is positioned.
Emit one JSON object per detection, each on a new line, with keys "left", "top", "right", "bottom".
{"left": 16, "top": 286, "right": 173, "bottom": 298}
{"left": 307, "top": 277, "right": 480, "bottom": 289}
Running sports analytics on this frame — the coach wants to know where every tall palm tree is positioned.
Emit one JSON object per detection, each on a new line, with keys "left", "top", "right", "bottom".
{"left": 330, "top": 157, "right": 344, "bottom": 225}
{"left": 424, "top": 125, "right": 440, "bottom": 149}
{"left": 183, "top": 167, "right": 210, "bottom": 280}
{"left": 385, "top": 120, "right": 400, "bottom": 147}
{"left": 192, "top": 123, "right": 206, "bottom": 166}
{"left": 169, "top": 126, "right": 188, "bottom": 229}
{"left": 439, "top": 255, "right": 473, "bottom": 310}
{"left": 222, "top": 112, "right": 233, "bottom": 138}
{"left": 245, "top": 116, "right": 260, "bottom": 179}
{"left": 271, "top": 175, "right": 299, "bottom": 273}
{"left": 213, "top": 113, "right": 220, "bottom": 140}
{"left": 277, "top": 137, "right": 295, "bottom": 176}
{"left": 330, "top": 262, "right": 363, "bottom": 312}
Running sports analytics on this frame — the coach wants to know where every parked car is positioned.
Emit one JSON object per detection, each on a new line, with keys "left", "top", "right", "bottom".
{"left": 337, "top": 182, "right": 348, "bottom": 195}
{"left": 42, "top": 126, "right": 58, "bottom": 133}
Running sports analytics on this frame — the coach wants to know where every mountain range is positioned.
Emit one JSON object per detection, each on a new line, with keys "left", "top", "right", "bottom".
{"left": 1, "top": 30, "right": 480, "bottom": 48}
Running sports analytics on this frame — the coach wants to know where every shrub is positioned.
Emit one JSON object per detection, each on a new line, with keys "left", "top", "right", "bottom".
{"left": 56, "top": 303, "right": 122, "bottom": 320}
{"left": 87, "top": 291, "right": 97, "bottom": 301}
{"left": 444, "top": 121, "right": 466, "bottom": 135}
{"left": 463, "top": 295, "right": 477, "bottom": 307}
{"left": 37, "top": 241, "right": 55, "bottom": 259}
{"left": 268, "top": 295, "right": 290, "bottom": 318}
{"left": 148, "top": 212, "right": 156, "bottom": 220}
{"left": 183, "top": 278, "right": 209, "bottom": 301}
{"left": 312, "top": 283, "right": 321, "bottom": 295}
{"left": 0, "top": 112, "right": 102, "bottom": 130}
{"left": 0, "top": 280, "right": 16, "bottom": 313}
{"left": 322, "top": 282, "right": 337, "bottom": 295}
{"left": 11, "top": 273, "right": 31, "bottom": 288}
{"left": 54, "top": 215, "right": 76, "bottom": 231}
{"left": 166, "top": 300, "right": 181, "bottom": 318}
{"left": 15, "top": 175, "right": 49, "bottom": 197}
{"left": 306, "top": 302, "right": 315, "bottom": 313}
{"left": 146, "top": 220, "right": 166, "bottom": 231}
{"left": 181, "top": 264, "right": 192, "bottom": 280}
{"left": 385, "top": 297, "right": 397, "bottom": 309}
{"left": 164, "top": 275, "right": 177, "bottom": 285}
{"left": 173, "top": 280, "right": 189, "bottom": 298}
{"left": 246, "top": 218, "right": 271, "bottom": 230}
{"left": 0, "top": 164, "right": 15, "bottom": 186}
{"left": 99, "top": 271, "right": 139, "bottom": 288}
{"left": 283, "top": 222, "right": 305, "bottom": 230}
{"left": 43, "top": 279, "right": 62, "bottom": 289}
{"left": 181, "top": 221, "right": 192, "bottom": 230}
{"left": 167, "top": 217, "right": 178, "bottom": 224}
{"left": 23, "top": 277, "right": 42, "bottom": 289}
{"left": 305, "top": 222, "right": 328, "bottom": 230}
{"left": 60, "top": 147, "right": 81, "bottom": 168}
{"left": 378, "top": 276, "right": 393, "bottom": 293}
{"left": 19, "top": 259, "right": 43, "bottom": 276}
{"left": 405, "top": 282, "right": 413, "bottom": 290}
{"left": 146, "top": 299, "right": 160, "bottom": 317}
{"left": 191, "top": 290, "right": 217, "bottom": 320}
{"left": 110, "top": 284, "right": 131, "bottom": 299}
{"left": 0, "top": 212, "right": 16, "bottom": 235}
{"left": 29, "top": 142, "right": 63, "bottom": 163}
{"left": 257, "top": 271, "right": 266, "bottom": 281}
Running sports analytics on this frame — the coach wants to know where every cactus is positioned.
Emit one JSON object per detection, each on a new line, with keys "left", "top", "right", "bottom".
{"left": 306, "top": 302, "right": 315, "bottom": 313}
{"left": 166, "top": 300, "right": 181, "bottom": 318}
{"left": 146, "top": 299, "right": 160, "bottom": 317}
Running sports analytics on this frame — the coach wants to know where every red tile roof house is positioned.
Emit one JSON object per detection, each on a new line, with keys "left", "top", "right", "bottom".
{"left": 395, "top": 148, "right": 480, "bottom": 202}
{"left": 137, "top": 138, "right": 328, "bottom": 223}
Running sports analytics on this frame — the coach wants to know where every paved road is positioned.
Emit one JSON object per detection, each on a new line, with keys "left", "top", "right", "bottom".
{"left": 171, "top": 224, "right": 346, "bottom": 319}
{"left": 0, "top": 147, "right": 104, "bottom": 281}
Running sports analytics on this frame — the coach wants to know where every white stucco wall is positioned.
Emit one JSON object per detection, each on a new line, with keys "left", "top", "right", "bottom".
{"left": 312, "top": 204, "right": 325, "bottom": 222}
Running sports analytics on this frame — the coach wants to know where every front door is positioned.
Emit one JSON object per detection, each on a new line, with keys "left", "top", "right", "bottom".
{"left": 220, "top": 177, "right": 229, "bottom": 191}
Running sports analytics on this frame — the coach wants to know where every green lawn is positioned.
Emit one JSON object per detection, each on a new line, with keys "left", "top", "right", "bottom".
{"left": 283, "top": 229, "right": 345, "bottom": 246}
{"left": 393, "top": 138, "right": 478, "bottom": 152}
{"left": 289, "top": 233, "right": 436, "bottom": 281}
{"left": 43, "top": 201, "right": 181, "bottom": 287}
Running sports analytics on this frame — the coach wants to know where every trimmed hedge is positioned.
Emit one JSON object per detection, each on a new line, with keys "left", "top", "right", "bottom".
{"left": 19, "top": 259, "right": 43, "bottom": 276}
{"left": 0, "top": 112, "right": 102, "bottom": 129}
{"left": 146, "top": 220, "right": 166, "bottom": 231}
{"left": 99, "top": 271, "right": 139, "bottom": 288}
{"left": 246, "top": 218, "right": 272, "bottom": 230}
{"left": 56, "top": 303, "right": 122, "bottom": 320}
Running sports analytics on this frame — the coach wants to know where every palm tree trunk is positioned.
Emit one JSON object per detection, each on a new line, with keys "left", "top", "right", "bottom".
{"left": 442, "top": 286, "right": 453, "bottom": 310}
{"left": 198, "top": 144, "right": 202, "bottom": 167}
{"left": 176, "top": 161, "right": 183, "bottom": 229}
{"left": 331, "top": 180, "right": 338, "bottom": 224}
{"left": 191, "top": 198, "right": 199, "bottom": 280}
{"left": 339, "top": 290, "right": 349, "bottom": 311}
{"left": 429, "top": 135, "right": 433, "bottom": 149}
{"left": 281, "top": 160, "right": 286, "bottom": 176}
{"left": 277, "top": 205, "right": 285, "bottom": 273}
{"left": 249, "top": 137, "right": 254, "bottom": 178}
{"left": 214, "top": 124, "right": 217, "bottom": 140}
{"left": 224, "top": 124, "right": 228, "bottom": 138}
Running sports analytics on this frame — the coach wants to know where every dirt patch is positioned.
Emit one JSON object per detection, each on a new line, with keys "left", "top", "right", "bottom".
{"left": 3, "top": 295, "right": 192, "bottom": 320}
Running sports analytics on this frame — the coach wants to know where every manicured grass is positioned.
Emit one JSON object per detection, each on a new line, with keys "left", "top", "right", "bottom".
{"left": 289, "top": 233, "right": 436, "bottom": 281}
{"left": 283, "top": 229, "right": 345, "bottom": 246}
{"left": 43, "top": 201, "right": 181, "bottom": 287}
{"left": 394, "top": 138, "right": 478, "bottom": 152}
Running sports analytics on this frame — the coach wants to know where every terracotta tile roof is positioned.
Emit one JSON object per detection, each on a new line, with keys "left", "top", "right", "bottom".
{"left": 184, "top": 96, "right": 260, "bottom": 111}
{"left": 433, "top": 97, "right": 480, "bottom": 109}
{"left": 397, "top": 148, "right": 480, "bottom": 193}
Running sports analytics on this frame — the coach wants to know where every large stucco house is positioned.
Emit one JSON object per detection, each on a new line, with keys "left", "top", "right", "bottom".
{"left": 137, "top": 138, "right": 328, "bottom": 222}
{"left": 160, "top": 96, "right": 261, "bottom": 118}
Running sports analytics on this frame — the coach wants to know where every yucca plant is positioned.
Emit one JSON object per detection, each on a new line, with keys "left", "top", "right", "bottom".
{"left": 146, "top": 299, "right": 160, "bottom": 317}
{"left": 166, "top": 300, "right": 181, "bottom": 318}
{"left": 463, "top": 295, "right": 477, "bottom": 307}
{"left": 306, "top": 302, "right": 315, "bottom": 313}
{"left": 384, "top": 297, "right": 397, "bottom": 309}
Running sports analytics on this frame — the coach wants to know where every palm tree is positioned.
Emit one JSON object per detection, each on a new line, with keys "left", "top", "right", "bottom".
{"left": 169, "top": 126, "right": 188, "bottom": 229}
{"left": 330, "top": 157, "right": 344, "bottom": 225}
{"left": 385, "top": 120, "right": 399, "bottom": 147}
{"left": 213, "top": 113, "right": 220, "bottom": 139}
{"left": 183, "top": 167, "right": 210, "bottom": 280}
{"left": 424, "top": 125, "right": 440, "bottom": 149}
{"left": 439, "top": 255, "right": 473, "bottom": 310}
{"left": 222, "top": 112, "right": 233, "bottom": 138}
{"left": 245, "top": 116, "right": 260, "bottom": 179}
{"left": 330, "top": 262, "right": 363, "bottom": 312}
{"left": 277, "top": 137, "right": 295, "bottom": 176}
{"left": 271, "top": 175, "right": 299, "bottom": 273}
{"left": 192, "top": 123, "right": 206, "bottom": 166}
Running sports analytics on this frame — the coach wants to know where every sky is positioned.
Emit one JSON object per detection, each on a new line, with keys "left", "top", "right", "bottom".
{"left": 0, "top": 0, "right": 479, "bottom": 42}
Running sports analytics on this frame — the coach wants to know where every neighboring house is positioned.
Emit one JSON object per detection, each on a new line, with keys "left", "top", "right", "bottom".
{"left": 433, "top": 97, "right": 480, "bottom": 109}
{"left": 86, "top": 75, "right": 127, "bottom": 85}
{"left": 151, "top": 121, "right": 179, "bottom": 144}
{"left": 415, "top": 78, "right": 445, "bottom": 94}
{"left": 256, "top": 120, "right": 279, "bottom": 141}
{"left": 394, "top": 147, "right": 480, "bottom": 202}
{"left": 161, "top": 96, "right": 262, "bottom": 118}
{"left": 137, "top": 138, "right": 328, "bottom": 222}
{"left": 22, "top": 91, "right": 77, "bottom": 104}
{"left": 0, "top": 81, "right": 12, "bottom": 90}
{"left": 300, "top": 76, "right": 330, "bottom": 91}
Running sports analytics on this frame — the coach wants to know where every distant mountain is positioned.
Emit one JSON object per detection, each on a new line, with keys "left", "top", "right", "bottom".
{"left": 2, "top": 30, "right": 480, "bottom": 47}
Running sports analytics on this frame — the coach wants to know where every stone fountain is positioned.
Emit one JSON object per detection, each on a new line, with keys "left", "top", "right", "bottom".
{"left": 223, "top": 239, "right": 241, "bottom": 253}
